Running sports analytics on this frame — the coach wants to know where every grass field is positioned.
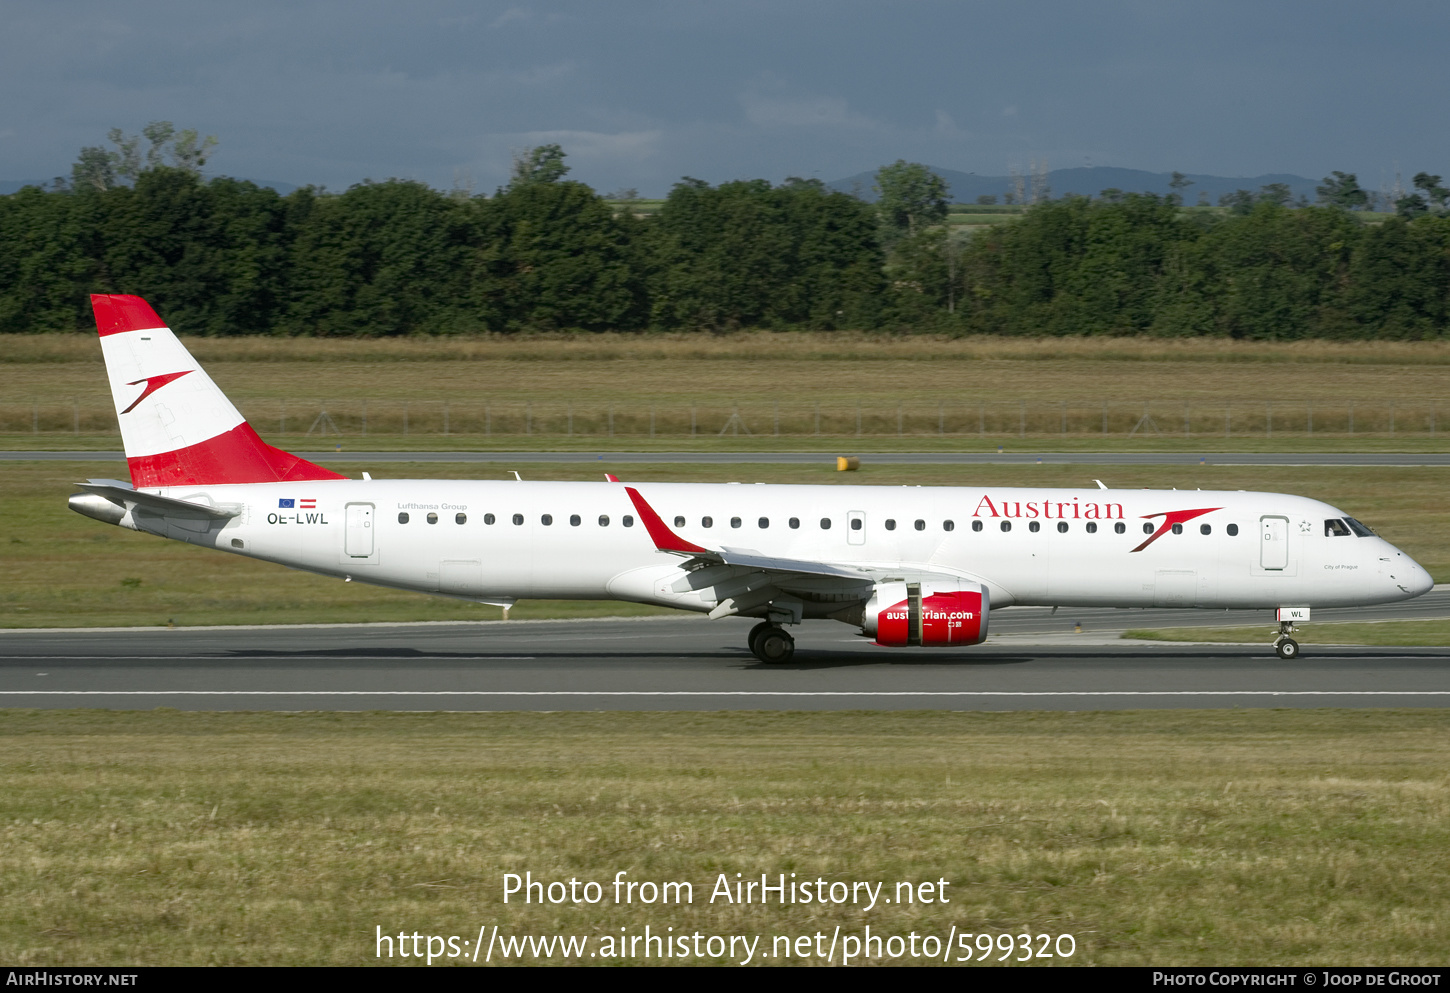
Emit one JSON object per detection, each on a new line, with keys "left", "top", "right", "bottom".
{"left": 5, "top": 460, "right": 1448, "bottom": 628}
{"left": 1125, "top": 620, "right": 1450, "bottom": 646}
{"left": 3, "top": 333, "right": 1449, "bottom": 449}
{"left": 8, "top": 333, "right": 1448, "bottom": 971}
{"left": 3, "top": 709, "right": 1448, "bottom": 966}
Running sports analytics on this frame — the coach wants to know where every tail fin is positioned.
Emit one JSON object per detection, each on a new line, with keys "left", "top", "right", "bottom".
{"left": 92, "top": 294, "right": 346, "bottom": 488}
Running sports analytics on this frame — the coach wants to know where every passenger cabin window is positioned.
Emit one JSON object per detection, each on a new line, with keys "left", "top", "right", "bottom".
{"left": 1028, "top": 521, "right": 1040, "bottom": 532}
{"left": 885, "top": 519, "right": 897, "bottom": 531}
{"left": 914, "top": 519, "right": 925, "bottom": 531}
{"left": 943, "top": 520, "right": 954, "bottom": 532}
{"left": 820, "top": 518, "right": 832, "bottom": 529}
{"left": 456, "top": 513, "right": 467, "bottom": 525}
{"left": 398, "top": 512, "right": 409, "bottom": 524}
{"left": 599, "top": 515, "right": 610, "bottom": 527}
{"left": 512, "top": 514, "right": 524, "bottom": 526}
{"left": 1171, "top": 523, "right": 1183, "bottom": 535}
{"left": 702, "top": 516, "right": 713, "bottom": 528}
{"left": 427, "top": 512, "right": 438, "bottom": 524}
{"left": 484, "top": 513, "right": 495, "bottom": 525}
{"left": 851, "top": 518, "right": 863, "bottom": 531}
{"left": 1200, "top": 524, "right": 1211, "bottom": 535}
{"left": 541, "top": 514, "right": 553, "bottom": 526}
{"left": 623, "top": 515, "right": 634, "bottom": 527}
{"left": 1114, "top": 522, "right": 1126, "bottom": 534}
{"left": 674, "top": 516, "right": 685, "bottom": 527}
{"left": 1325, "top": 518, "right": 1351, "bottom": 537}
{"left": 758, "top": 517, "right": 769, "bottom": 529}
{"left": 972, "top": 520, "right": 983, "bottom": 532}
{"left": 569, "top": 514, "right": 581, "bottom": 526}
{"left": 1086, "top": 521, "right": 1097, "bottom": 533}
{"left": 731, "top": 517, "right": 742, "bottom": 528}
{"left": 1143, "top": 523, "right": 1154, "bottom": 534}
{"left": 1000, "top": 521, "right": 1012, "bottom": 532}
{"left": 1057, "top": 522, "right": 1068, "bottom": 533}
{"left": 789, "top": 518, "right": 800, "bottom": 529}
{"left": 1227, "top": 523, "right": 1239, "bottom": 536}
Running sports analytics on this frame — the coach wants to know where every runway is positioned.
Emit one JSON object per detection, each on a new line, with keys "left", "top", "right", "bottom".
{"left": 8, "top": 450, "right": 1450, "bottom": 467}
{"left": 3, "top": 596, "right": 1449, "bottom": 711}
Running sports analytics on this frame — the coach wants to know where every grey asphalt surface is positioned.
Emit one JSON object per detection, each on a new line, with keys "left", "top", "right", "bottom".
{"left": 999, "top": 586, "right": 1450, "bottom": 632}
{"left": 9, "top": 450, "right": 1450, "bottom": 466}
{"left": 3, "top": 588, "right": 1448, "bottom": 711}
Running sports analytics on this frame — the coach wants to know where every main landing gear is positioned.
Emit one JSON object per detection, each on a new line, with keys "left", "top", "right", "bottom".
{"left": 748, "top": 621, "right": 796, "bottom": 664}
{"left": 1273, "top": 620, "right": 1300, "bottom": 660}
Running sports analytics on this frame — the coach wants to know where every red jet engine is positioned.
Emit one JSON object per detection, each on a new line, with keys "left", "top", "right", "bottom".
{"left": 863, "top": 581, "right": 989, "bottom": 647}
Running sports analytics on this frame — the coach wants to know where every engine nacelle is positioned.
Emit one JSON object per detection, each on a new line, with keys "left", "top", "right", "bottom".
{"left": 863, "top": 581, "right": 989, "bottom": 647}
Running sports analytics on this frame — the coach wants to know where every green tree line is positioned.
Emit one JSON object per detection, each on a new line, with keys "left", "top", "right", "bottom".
{"left": 1, "top": 141, "right": 1447, "bottom": 338}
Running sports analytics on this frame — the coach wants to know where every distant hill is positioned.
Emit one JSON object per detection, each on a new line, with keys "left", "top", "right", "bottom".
{"left": 1, "top": 177, "right": 298, "bottom": 195}
{"left": 0, "top": 180, "right": 52, "bottom": 195}
{"left": 829, "top": 166, "right": 1321, "bottom": 205}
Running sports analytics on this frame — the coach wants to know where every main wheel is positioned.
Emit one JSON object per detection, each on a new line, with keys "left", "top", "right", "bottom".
{"left": 1275, "top": 638, "right": 1300, "bottom": 660}
{"left": 746, "top": 621, "right": 774, "bottom": 658}
{"left": 753, "top": 627, "right": 795, "bottom": 664}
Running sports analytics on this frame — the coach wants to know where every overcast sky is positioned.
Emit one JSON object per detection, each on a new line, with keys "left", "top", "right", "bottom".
{"left": 3, "top": 1, "right": 1446, "bottom": 196}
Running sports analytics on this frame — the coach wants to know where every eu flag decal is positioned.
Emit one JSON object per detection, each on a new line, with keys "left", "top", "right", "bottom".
{"left": 278, "top": 498, "right": 295, "bottom": 508}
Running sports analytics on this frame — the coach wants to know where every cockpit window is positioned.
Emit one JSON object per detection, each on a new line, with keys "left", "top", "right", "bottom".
{"left": 1325, "top": 518, "right": 1351, "bottom": 537}
{"left": 1344, "top": 517, "right": 1375, "bottom": 537}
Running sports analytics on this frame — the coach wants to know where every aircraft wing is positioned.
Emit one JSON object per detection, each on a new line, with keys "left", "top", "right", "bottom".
{"left": 713, "top": 546, "right": 875, "bottom": 580}
{"left": 625, "top": 485, "right": 872, "bottom": 578}
{"left": 624, "top": 486, "right": 969, "bottom": 620}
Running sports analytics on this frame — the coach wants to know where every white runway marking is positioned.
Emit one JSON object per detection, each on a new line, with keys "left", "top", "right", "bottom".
{"left": 2, "top": 656, "right": 537, "bottom": 661}
{"left": 1, "top": 690, "right": 1448, "bottom": 697}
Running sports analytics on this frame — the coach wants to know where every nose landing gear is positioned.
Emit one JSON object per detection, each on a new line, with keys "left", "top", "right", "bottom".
{"left": 747, "top": 621, "right": 796, "bottom": 663}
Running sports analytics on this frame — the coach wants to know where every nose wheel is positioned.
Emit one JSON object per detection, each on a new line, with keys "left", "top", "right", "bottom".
{"left": 1273, "top": 618, "right": 1301, "bottom": 659}
{"left": 748, "top": 622, "right": 795, "bottom": 663}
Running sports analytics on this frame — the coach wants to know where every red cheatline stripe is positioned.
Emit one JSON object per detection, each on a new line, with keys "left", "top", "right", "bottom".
{"left": 624, "top": 486, "right": 709, "bottom": 554}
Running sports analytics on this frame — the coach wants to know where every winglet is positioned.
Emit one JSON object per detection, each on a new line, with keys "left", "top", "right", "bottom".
{"left": 624, "top": 486, "right": 710, "bottom": 554}
{"left": 605, "top": 473, "right": 619, "bottom": 483}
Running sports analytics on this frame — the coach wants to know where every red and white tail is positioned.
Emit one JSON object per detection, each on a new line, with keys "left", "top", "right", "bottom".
{"left": 92, "top": 294, "right": 345, "bottom": 488}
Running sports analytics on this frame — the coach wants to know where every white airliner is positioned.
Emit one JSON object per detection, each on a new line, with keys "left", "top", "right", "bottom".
{"left": 70, "top": 294, "right": 1432, "bottom": 662}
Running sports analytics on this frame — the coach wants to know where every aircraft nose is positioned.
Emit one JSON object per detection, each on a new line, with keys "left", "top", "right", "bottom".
{"left": 1408, "top": 560, "right": 1435, "bottom": 597}
{"left": 1390, "top": 551, "right": 1435, "bottom": 598}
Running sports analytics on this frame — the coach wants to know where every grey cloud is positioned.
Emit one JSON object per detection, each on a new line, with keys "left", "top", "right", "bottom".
{"left": 3, "top": 0, "right": 1450, "bottom": 195}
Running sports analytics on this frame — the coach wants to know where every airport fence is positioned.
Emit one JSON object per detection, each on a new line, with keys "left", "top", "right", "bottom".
{"left": 2, "top": 398, "right": 1447, "bottom": 439}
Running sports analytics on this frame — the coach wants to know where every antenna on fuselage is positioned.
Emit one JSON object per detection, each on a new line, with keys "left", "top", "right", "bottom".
{"left": 511, "top": 471, "right": 522, "bottom": 481}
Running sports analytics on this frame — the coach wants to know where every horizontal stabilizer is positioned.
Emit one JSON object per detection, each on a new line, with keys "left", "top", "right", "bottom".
{"left": 75, "top": 480, "right": 240, "bottom": 519}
